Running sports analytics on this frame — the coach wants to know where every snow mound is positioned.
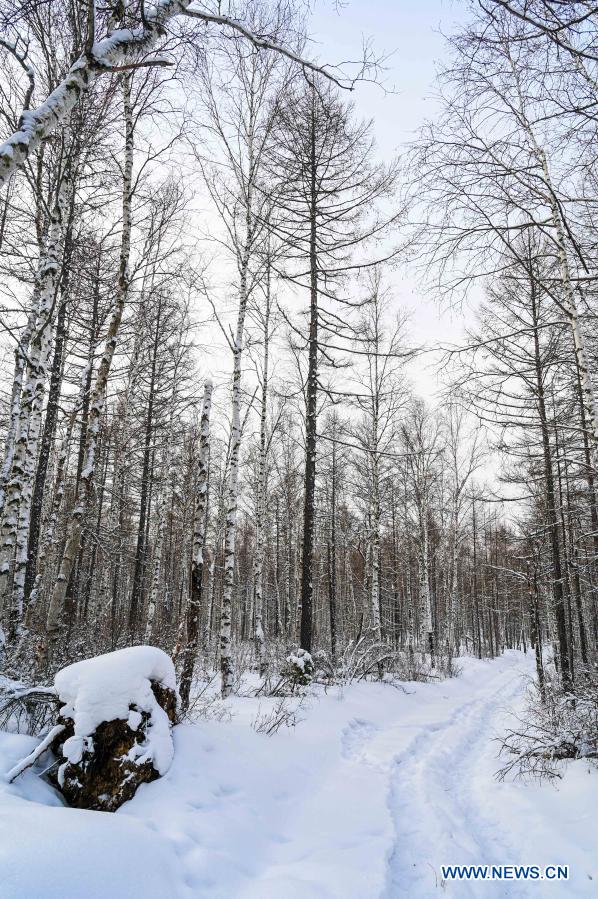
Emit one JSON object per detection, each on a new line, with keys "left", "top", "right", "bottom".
{"left": 54, "top": 646, "right": 177, "bottom": 776}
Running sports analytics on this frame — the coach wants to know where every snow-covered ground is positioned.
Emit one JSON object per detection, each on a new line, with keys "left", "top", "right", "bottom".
{"left": 1, "top": 650, "right": 596, "bottom": 898}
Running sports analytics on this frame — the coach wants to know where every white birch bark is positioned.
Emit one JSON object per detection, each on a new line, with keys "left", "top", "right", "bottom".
{"left": 0, "top": 2, "right": 334, "bottom": 191}
{"left": 418, "top": 506, "right": 434, "bottom": 655}
{"left": 145, "top": 342, "right": 184, "bottom": 643}
{"left": 143, "top": 491, "right": 164, "bottom": 643}
{"left": 144, "top": 449, "right": 170, "bottom": 643}
{"left": 0, "top": 294, "right": 42, "bottom": 519}
{"left": 405, "top": 561, "right": 414, "bottom": 654}
{"left": 26, "top": 408, "right": 75, "bottom": 624}
{"left": 0, "top": 183, "right": 67, "bottom": 632}
{"left": 24, "top": 347, "right": 95, "bottom": 640}
{"left": 11, "top": 184, "right": 70, "bottom": 627}
{"left": 220, "top": 289, "right": 248, "bottom": 698}
{"left": 446, "top": 497, "right": 460, "bottom": 653}
{"left": 204, "top": 553, "right": 216, "bottom": 649}
{"left": 42, "top": 74, "right": 134, "bottom": 666}
{"left": 253, "top": 279, "right": 271, "bottom": 675}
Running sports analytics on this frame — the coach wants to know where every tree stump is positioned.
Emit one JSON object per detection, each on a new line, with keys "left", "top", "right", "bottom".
{"left": 49, "top": 646, "right": 178, "bottom": 812}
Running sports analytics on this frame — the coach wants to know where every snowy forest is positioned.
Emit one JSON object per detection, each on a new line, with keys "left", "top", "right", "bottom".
{"left": 0, "top": 1, "right": 597, "bottom": 897}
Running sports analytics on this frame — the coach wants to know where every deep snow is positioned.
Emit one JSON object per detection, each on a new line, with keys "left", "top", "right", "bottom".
{"left": 1, "top": 650, "right": 596, "bottom": 898}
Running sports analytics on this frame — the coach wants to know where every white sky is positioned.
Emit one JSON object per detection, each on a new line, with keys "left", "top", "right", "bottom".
{"left": 140, "top": 0, "right": 482, "bottom": 423}
{"left": 304, "top": 0, "right": 474, "bottom": 402}
{"left": 193, "top": 0, "right": 476, "bottom": 405}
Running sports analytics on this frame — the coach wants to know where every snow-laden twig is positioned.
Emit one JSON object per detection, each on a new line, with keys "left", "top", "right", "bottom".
{"left": 5, "top": 723, "right": 64, "bottom": 783}
{"left": 0, "top": 686, "right": 60, "bottom": 734}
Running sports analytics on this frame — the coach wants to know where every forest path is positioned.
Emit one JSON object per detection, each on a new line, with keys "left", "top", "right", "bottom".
{"left": 214, "top": 649, "right": 595, "bottom": 899}
{"left": 383, "top": 656, "right": 531, "bottom": 897}
{"left": 123, "top": 649, "right": 596, "bottom": 898}
{"left": 2, "top": 651, "right": 597, "bottom": 898}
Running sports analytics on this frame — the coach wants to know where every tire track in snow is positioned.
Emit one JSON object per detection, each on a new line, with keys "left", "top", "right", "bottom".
{"left": 382, "top": 661, "right": 531, "bottom": 898}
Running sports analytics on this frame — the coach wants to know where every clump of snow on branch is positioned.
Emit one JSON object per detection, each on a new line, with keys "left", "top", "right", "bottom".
{"left": 282, "top": 648, "right": 314, "bottom": 687}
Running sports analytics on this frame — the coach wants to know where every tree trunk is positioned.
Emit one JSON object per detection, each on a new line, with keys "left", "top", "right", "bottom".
{"left": 128, "top": 297, "right": 163, "bottom": 637}
{"left": 0, "top": 181, "right": 68, "bottom": 638}
{"left": 180, "top": 380, "right": 213, "bottom": 709}
{"left": 530, "top": 278, "right": 571, "bottom": 690}
{"left": 42, "top": 74, "right": 134, "bottom": 667}
{"left": 300, "top": 96, "right": 318, "bottom": 655}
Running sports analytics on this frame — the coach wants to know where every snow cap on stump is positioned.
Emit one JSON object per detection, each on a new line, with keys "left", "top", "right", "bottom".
{"left": 52, "top": 646, "right": 178, "bottom": 811}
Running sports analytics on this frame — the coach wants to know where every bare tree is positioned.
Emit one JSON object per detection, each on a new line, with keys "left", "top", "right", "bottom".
{"left": 267, "top": 78, "right": 400, "bottom": 653}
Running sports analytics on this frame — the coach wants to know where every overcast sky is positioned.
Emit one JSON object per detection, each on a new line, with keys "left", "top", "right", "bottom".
{"left": 304, "top": 0, "right": 474, "bottom": 401}
{"left": 193, "top": 1, "right": 479, "bottom": 407}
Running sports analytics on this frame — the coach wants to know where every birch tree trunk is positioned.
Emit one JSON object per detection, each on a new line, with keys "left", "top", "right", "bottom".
{"left": 0, "top": 181, "right": 67, "bottom": 638}
{"left": 0, "top": 295, "right": 42, "bottom": 520}
{"left": 24, "top": 268, "right": 70, "bottom": 605}
{"left": 0, "top": 2, "right": 330, "bottom": 191}
{"left": 25, "top": 348, "right": 92, "bottom": 638}
{"left": 447, "top": 499, "right": 460, "bottom": 654}
{"left": 253, "top": 273, "right": 272, "bottom": 677}
{"left": 144, "top": 443, "right": 173, "bottom": 643}
{"left": 11, "top": 188, "right": 71, "bottom": 628}
{"left": 41, "top": 74, "right": 134, "bottom": 667}
{"left": 220, "top": 286, "right": 248, "bottom": 698}
{"left": 205, "top": 553, "right": 216, "bottom": 649}
{"left": 419, "top": 503, "right": 434, "bottom": 662}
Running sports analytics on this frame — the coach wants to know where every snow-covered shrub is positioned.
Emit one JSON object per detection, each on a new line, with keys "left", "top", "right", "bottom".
{"left": 252, "top": 696, "right": 305, "bottom": 735}
{"left": 282, "top": 648, "right": 315, "bottom": 688}
{"left": 49, "top": 646, "right": 179, "bottom": 811}
{"left": 331, "top": 634, "right": 456, "bottom": 686}
{"left": 312, "top": 649, "right": 335, "bottom": 682}
{"left": 334, "top": 634, "right": 400, "bottom": 684}
{"left": 228, "top": 641, "right": 256, "bottom": 694}
{"left": 388, "top": 648, "right": 449, "bottom": 683}
{"left": 0, "top": 685, "right": 59, "bottom": 735}
{"left": 497, "top": 674, "right": 598, "bottom": 781}
{"left": 181, "top": 673, "right": 231, "bottom": 723}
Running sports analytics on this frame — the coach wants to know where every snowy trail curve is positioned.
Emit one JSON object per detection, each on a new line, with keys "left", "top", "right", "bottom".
{"left": 2, "top": 650, "right": 596, "bottom": 899}
{"left": 383, "top": 664, "right": 531, "bottom": 897}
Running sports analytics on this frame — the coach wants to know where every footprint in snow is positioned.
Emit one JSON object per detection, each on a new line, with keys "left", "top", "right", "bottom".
{"left": 340, "top": 718, "right": 379, "bottom": 760}
{"left": 212, "top": 784, "right": 241, "bottom": 798}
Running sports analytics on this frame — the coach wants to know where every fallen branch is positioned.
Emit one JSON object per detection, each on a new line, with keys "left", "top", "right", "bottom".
{"left": 0, "top": 686, "right": 60, "bottom": 734}
{"left": 6, "top": 723, "right": 65, "bottom": 783}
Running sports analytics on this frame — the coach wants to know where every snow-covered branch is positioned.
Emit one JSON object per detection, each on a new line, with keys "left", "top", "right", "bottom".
{"left": 5, "top": 723, "right": 65, "bottom": 783}
{"left": 0, "top": 0, "right": 351, "bottom": 189}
